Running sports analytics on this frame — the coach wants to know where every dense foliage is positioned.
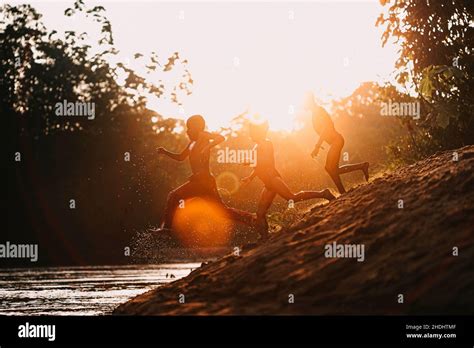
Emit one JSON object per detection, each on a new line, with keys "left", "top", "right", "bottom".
{"left": 377, "top": 0, "right": 473, "bottom": 161}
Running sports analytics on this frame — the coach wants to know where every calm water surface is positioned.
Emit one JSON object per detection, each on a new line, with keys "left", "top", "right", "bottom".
{"left": 0, "top": 264, "right": 200, "bottom": 315}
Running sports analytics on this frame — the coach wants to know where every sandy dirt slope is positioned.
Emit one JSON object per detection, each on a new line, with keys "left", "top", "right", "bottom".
{"left": 114, "top": 146, "right": 474, "bottom": 315}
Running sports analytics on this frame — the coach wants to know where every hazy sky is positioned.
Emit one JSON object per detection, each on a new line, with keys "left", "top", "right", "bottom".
{"left": 13, "top": 0, "right": 399, "bottom": 130}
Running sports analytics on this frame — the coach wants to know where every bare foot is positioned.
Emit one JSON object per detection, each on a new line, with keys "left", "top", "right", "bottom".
{"left": 148, "top": 227, "right": 174, "bottom": 236}
{"left": 362, "top": 162, "right": 370, "bottom": 181}
{"left": 323, "top": 189, "right": 336, "bottom": 201}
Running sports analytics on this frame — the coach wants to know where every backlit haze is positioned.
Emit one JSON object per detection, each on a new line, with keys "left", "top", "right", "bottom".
{"left": 18, "top": 0, "right": 399, "bottom": 131}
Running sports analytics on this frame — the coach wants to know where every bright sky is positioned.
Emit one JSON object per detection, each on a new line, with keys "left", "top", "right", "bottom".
{"left": 15, "top": 0, "right": 398, "bottom": 130}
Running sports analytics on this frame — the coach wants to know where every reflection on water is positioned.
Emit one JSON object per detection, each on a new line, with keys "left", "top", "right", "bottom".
{"left": 0, "top": 264, "right": 200, "bottom": 316}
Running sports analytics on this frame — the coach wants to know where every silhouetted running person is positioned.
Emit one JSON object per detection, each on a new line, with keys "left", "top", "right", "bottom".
{"left": 157, "top": 115, "right": 255, "bottom": 232}
{"left": 241, "top": 121, "right": 335, "bottom": 241}
{"left": 305, "top": 94, "right": 369, "bottom": 194}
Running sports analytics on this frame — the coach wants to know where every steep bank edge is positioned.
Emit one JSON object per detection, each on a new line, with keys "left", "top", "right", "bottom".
{"left": 114, "top": 146, "right": 474, "bottom": 315}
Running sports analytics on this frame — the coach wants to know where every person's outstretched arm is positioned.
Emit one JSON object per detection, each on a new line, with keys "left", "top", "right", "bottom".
{"left": 158, "top": 143, "right": 190, "bottom": 161}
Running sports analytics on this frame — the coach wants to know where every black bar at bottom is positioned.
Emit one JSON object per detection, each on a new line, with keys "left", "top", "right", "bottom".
{"left": 1, "top": 315, "right": 472, "bottom": 346}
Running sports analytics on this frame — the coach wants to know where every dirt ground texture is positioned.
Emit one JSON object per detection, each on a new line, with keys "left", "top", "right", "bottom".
{"left": 114, "top": 146, "right": 474, "bottom": 315}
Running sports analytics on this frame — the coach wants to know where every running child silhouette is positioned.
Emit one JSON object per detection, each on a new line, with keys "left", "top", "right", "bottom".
{"left": 241, "top": 120, "right": 335, "bottom": 240}
{"left": 157, "top": 115, "right": 254, "bottom": 233}
{"left": 304, "top": 93, "right": 369, "bottom": 194}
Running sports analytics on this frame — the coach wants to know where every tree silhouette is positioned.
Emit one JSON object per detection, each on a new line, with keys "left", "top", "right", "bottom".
{"left": 377, "top": 0, "right": 473, "bottom": 159}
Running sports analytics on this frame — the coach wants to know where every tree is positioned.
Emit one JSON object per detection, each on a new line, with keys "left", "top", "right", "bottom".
{"left": 1, "top": 1, "right": 192, "bottom": 137}
{"left": 377, "top": 0, "right": 474, "bottom": 160}
{"left": 1, "top": 2, "right": 193, "bottom": 265}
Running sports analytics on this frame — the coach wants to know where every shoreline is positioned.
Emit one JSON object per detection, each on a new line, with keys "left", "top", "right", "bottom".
{"left": 114, "top": 146, "right": 474, "bottom": 315}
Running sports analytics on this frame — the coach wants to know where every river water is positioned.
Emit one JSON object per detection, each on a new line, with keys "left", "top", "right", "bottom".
{"left": 0, "top": 264, "right": 200, "bottom": 316}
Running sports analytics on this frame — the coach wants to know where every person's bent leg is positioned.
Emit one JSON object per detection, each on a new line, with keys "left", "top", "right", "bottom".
{"left": 325, "top": 143, "right": 346, "bottom": 194}
{"left": 338, "top": 163, "right": 365, "bottom": 174}
{"left": 327, "top": 169, "right": 346, "bottom": 194}
{"left": 256, "top": 188, "right": 276, "bottom": 240}
{"left": 224, "top": 207, "right": 256, "bottom": 227}
{"left": 269, "top": 176, "right": 335, "bottom": 202}
{"left": 204, "top": 178, "right": 256, "bottom": 227}
{"left": 338, "top": 162, "right": 369, "bottom": 181}
{"left": 161, "top": 181, "right": 197, "bottom": 229}
{"left": 293, "top": 189, "right": 335, "bottom": 202}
